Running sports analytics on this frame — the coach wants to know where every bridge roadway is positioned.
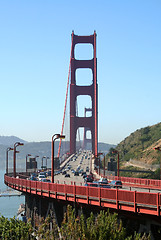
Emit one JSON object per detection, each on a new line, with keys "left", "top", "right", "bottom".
{"left": 54, "top": 150, "right": 92, "bottom": 185}
{"left": 54, "top": 150, "right": 161, "bottom": 194}
{"left": 4, "top": 149, "right": 161, "bottom": 224}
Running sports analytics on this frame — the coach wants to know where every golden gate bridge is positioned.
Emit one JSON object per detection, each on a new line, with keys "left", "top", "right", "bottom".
{"left": 4, "top": 32, "right": 161, "bottom": 238}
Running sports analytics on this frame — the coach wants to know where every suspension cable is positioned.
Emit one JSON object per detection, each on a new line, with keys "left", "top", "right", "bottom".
{"left": 57, "top": 34, "right": 73, "bottom": 157}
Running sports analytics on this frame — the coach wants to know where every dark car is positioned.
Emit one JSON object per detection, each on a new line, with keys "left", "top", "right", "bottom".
{"left": 85, "top": 182, "right": 98, "bottom": 187}
{"left": 84, "top": 177, "right": 93, "bottom": 183}
{"left": 62, "top": 171, "right": 67, "bottom": 175}
{"left": 83, "top": 174, "right": 87, "bottom": 179}
{"left": 86, "top": 174, "right": 94, "bottom": 180}
{"left": 65, "top": 174, "right": 70, "bottom": 178}
{"left": 74, "top": 171, "right": 79, "bottom": 176}
{"left": 86, "top": 166, "right": 89, "bottom": 172}
{"left": 47, "top": 170, "right": 51, "bottom": 176}
{"left": 110, "top": 180, "right": 122, "bottom": 188}
{"left": 81, "top": 171, "right": 86, "bottom": 176}
{"left": 98, "top": 183, "right": 111, "bottom": 189}
{"left": 41, "top": 178, "right": 51, "bottom": 182}
{"left": 31, "top": 173, "right": 37, "bottom": 177}
{"left": 86, "top": 182, "right": 111, "bottom": 189}
{"left": 29, "top": 176, "right": 37, "bottom": 181}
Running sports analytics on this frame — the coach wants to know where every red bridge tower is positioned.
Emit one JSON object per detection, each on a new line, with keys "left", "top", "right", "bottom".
{"left": 70, "top": 31, "right": 98, "bottom": 156}
{"left": 83, "top": 108, "right": 92, "bottom": 150}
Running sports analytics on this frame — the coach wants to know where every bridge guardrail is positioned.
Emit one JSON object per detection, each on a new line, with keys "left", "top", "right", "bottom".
{"left": 4, "top": 173, "right": 161, "bottom": 217}
{"left": 95, "top": 169, "right": 161, "bottom": 189}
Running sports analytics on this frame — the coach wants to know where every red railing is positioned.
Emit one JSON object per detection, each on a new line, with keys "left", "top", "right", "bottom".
{"left": 4, "top": 174, "right": 161, "bottom": 217}
{"left": 96, "top": 170, "right": 161, "bottom": 189}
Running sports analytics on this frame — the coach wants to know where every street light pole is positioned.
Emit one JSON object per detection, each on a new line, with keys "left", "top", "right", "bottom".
{"left": 112, "top": 150, "right": 120, "bottom": 178}
{"left": 6, "top": 147, "right": 13, "bottom": 175}
{"left": 13, "top": 142, "right": 24, "bottom": 178}
{"left": 154, "top": 147, "right": 161, "bottom": 180}
{"left": 26, "top": 154, "right": 31, "bottom": 176}
{"left": 103, "top": 154, "right": 105, "bottom": 177}
{"left": 51, "top": 134, "right": 65, "bottom": 183}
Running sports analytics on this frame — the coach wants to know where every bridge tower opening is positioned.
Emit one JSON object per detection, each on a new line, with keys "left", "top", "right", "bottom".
{"left": 83, "top": 108, "right": 92, "bottom": 150}
{"left": 70, "top": 31, "right": 98, "bottom": 155}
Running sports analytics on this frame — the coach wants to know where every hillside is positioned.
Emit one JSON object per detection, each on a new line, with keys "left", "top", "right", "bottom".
{"left": 0, "top": 136, "right": 27, "bottom": 145}
{"left": 114, "top": 122, "right": 161, "bottom": 166}
{"left": 0, "top": 136, "right": 115, "bottom": 170}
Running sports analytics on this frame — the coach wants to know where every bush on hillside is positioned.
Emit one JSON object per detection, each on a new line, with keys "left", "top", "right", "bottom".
{"left": 0, "top": 206, "right": 151, "bottom": 239}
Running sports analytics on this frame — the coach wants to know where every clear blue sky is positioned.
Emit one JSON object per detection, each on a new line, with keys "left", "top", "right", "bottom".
{"left": 0, "top": 0, "right": 161, "bottom": 145}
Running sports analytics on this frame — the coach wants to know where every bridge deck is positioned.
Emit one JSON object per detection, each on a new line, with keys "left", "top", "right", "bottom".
{"left": 5, "top": 174, "right": 161, "bottom": 217}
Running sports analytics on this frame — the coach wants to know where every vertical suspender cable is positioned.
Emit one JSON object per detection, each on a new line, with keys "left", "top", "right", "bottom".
{"left": 57, "top": 34, "right": 73, "bottom": 158}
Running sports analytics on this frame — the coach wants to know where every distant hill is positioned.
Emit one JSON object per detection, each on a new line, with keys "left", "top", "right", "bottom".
{"left": 98, "top": 142, "right": 116, "bottom": 154}
{"left": 0, "top": 136, "right": 27, "bottom": 146}
{"left": 112, "top": 122, "right": 161, "bottom": 166}
{"left": 0, "top": 136, "right": 115, "bottom": 170}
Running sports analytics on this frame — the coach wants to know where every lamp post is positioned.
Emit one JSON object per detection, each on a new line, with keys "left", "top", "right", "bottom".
{"left": 112, "top": 150, "right": 120, "bottom": 178}
{"left": 6, "top": 147, "right": 13, "bottom": 175}
{"left": 103, "top": 153, "right": 105, "bottom": 177}
{"left": 13, "top": 142, "right": 24, "bottom": 178}
{"left": 26, "top": 154, "right": 31, "bottom": 176}
{"left": 51, "top": 134, "right": 65, "bottom": 183}
{"left": 154, "top": 147, "right": 161, "bottom": 180}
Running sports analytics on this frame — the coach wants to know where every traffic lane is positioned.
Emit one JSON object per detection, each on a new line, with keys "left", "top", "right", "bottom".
{"left": 122, "top": 185, "right": 161, "bottom": 193}
{"left": 54, "top": 170, "right": 86, "bottom": 185}
{"left": 65, "top": 154, "right": 91, "bottom": 173}
{"left": 55, "top": 173, "right": 161, "bottom": 193}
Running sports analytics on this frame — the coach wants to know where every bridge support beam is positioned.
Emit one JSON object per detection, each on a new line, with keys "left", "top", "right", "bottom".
{"left": 70, "top": 31, "right": 98, "bottom": 156}
{"left": 83, "top": 108, "right": 92, "bottom": 150}
{"left": 25, "top": 194, "right": 64, "bottom": 226}
{"left": 25, "top": 193, "right": 160, "bottom": 239}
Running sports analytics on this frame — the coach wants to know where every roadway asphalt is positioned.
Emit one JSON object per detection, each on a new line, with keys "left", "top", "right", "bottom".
{"left": 54, "top": 150, "right": 92, "bottom": 185}
{"left": 39, "top": 150, "right": 161, "bottom": 193}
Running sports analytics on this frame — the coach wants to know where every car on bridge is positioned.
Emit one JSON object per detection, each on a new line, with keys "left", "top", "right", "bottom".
{"left": 84, "top": 176, "right": 93, "bottom": 183}
{"left": 29, "top": 176, "right": 37, "bottom": 181}
{"left": 65, "top": 174, "right": 70, "bottom": 178}
{"left": 38, "top": 175, "right": 46, "bottom": 181}
{"left": 47, "top": 170, "right": 51, "bottom": 176}
{"left": 110, "top": 180, "right": 122, "bottom": 188}
{"left": 84, "top": 182, "right": 98, "bottom": 187}
{"left": 41, "top": 178, "right": 51, "bottom": 183}
{"left": 74, "top": 171, "right": 79, "bottom": 176}
{"left": 81, "top": 171, "right": 86, "bottom": 176}
{"left": 83, "top": 174, "right": 87, "bottom": 179}
{"left": 98, "top": 177, "right": 108, "bottom": 184}
{"left": 85, "top": 182, "right": 111, "bottom": 189}
{"left": 86, "top": 166, "right": 89, "bottom": 172}
{"left": 62, "top": 171, "right": 67, "bottom": 175}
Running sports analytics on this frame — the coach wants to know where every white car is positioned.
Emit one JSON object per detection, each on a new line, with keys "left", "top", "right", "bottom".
{"left": 38, "top": 173, "right": 46, "bottom": 181}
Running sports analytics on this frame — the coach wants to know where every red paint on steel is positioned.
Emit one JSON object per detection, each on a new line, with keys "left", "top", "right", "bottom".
{"left": 4, "top": 174, "right": 161, "bottom": 217}
{"left": 83, "top": 108, "right": 92, "bottom": 149}
{"left": 94, "top": 31, "right": 98, "bottom": 156}
{"left": 70, "top": 32, "right": 98, "bottom": 155}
